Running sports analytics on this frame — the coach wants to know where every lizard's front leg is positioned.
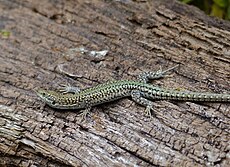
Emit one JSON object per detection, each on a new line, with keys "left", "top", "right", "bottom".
{"left": 58, "top": 83, "right": 81, "bottom": 94}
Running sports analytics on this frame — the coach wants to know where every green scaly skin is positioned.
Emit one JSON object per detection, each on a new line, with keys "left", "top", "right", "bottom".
{"left": 36, "top": 66, "right": 230, "bottom": 116}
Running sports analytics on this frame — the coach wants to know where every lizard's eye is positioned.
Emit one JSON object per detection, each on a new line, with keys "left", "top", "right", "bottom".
{"left": 51, "top": 100, "right": 56, "bottom": 105}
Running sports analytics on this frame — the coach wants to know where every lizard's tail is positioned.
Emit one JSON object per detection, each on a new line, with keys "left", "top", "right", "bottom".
{"left": 155, "top": 90, "right": 230, "bottom": 102}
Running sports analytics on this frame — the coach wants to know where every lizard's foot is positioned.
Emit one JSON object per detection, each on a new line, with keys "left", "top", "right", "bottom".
{"left": 144, "top": 105, "right": 154, "bottom": 117}
{"left": 78, "top": 107, "right": 91, "bottom": 122}
{"left": 58, "top": 83, "right": 81, "bottom": 94}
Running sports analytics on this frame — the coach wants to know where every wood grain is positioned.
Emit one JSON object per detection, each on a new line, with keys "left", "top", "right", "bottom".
{"left": 0, "top": 0, "right": 229, "bottom": 166}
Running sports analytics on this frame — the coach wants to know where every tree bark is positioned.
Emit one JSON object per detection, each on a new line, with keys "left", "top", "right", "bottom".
{"left": 0, "top": 0, "right": 229, "bottom": 166}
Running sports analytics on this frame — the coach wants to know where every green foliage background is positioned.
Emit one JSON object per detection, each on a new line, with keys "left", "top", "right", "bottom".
{"left": 179, "top": 0, "right": 230, "bottom": 20}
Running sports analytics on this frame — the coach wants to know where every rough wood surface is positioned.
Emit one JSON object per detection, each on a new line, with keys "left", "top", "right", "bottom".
{"left": 0, "top": 0, "right": 230, "bottom": 166}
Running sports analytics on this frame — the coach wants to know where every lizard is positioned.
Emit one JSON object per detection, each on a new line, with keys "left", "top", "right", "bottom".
{"left": 36, "top": 65, "right": 230, "bottom": 118}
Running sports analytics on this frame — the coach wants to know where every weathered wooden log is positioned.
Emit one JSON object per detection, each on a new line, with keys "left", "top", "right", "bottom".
{"left": 0, "top": 0, "right": 229, "bottom": 166}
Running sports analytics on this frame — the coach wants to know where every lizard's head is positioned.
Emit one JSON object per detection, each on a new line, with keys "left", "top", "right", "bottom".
{"left": 36, "top": 89, "right": 60, "bottom": 108}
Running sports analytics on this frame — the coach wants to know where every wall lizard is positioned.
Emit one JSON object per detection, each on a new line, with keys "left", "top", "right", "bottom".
{"left": 37, "top": 65, "right": 230, "bottom": 117}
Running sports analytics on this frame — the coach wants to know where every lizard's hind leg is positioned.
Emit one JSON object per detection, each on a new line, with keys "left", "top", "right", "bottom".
{"left": 131, "top": 90, "right": 155, "bottom": 117}
{"left": 138, "top": 64, "right": 179, "bottom": 83}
